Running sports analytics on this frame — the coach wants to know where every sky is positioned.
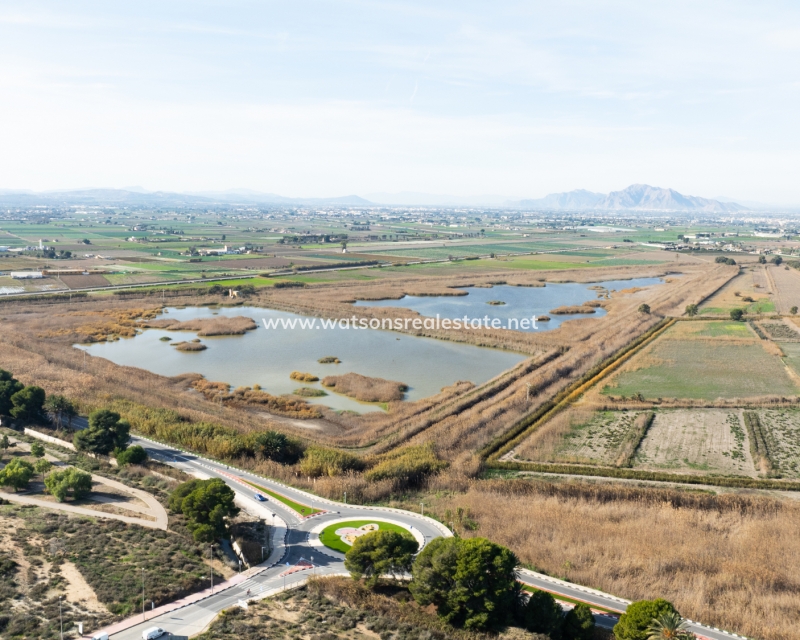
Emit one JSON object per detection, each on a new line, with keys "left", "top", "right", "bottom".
{"left": 1, "top": 1, "right": 799, "bottom": 203}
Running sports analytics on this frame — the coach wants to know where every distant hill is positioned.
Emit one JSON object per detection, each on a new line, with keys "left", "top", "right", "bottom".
{"left": 0, "top": 189, "right": 373, "bottom": 207}
{"left": 511, "top": 184, "right": 747, "bottom": 212}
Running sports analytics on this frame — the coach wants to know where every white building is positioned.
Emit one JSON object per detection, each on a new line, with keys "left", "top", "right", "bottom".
{"left": 10, "top": 271, "right": 44, "bottom": 279}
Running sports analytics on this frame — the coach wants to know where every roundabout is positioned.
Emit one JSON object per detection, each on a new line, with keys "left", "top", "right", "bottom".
{"left": 310, "top": 516, "right": 425, "bottom": 558}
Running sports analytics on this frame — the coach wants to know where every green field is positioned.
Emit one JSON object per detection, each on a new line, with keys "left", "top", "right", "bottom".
{"left": 319, "top": 520, "right": 412, "bottom": 553}
{"left": 604, "top": 326, "right": 798, "bottom": 399}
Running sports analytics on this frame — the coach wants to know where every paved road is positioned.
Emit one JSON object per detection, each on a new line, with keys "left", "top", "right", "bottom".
{"left": 104, "top": 436, "right": 747, "bottom": 640}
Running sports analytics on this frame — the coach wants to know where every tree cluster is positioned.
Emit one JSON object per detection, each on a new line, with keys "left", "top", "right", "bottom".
{"left": 0, "top": 369, "right": 45, "bottom": 422}
{"left": 168, "top": 478, "right": 240, "bottom": 542}
{"left": 73, "top": 410, "right": 130, "bottom": 456}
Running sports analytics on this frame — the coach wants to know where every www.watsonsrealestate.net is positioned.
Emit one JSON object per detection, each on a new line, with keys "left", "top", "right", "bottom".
{"left": 262, "top": 315, "right": 543, "bottom": 331}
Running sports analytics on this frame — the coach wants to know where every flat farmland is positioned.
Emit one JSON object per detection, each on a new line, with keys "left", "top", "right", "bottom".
{"left": 766, "top": 264, "right": 800, "bottom": 314}
{"left": 632, "top": 409, "right": 756, "bottom": 476}
{"left": 516, "top": 409, "right": 645, "bottom": 465}
{"left": 603, "top": 321, "right": 798, "bottom": 400}
{"left": 759, "top": 409, "right": 800, "bottom": 477}
{"left": 700, "top": 266, "right": 775, "bottom": 315}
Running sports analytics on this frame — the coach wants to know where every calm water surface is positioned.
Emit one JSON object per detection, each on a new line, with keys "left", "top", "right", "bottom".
{"left": 354, "top": 277, "right": 666, "bottom": 331}
{"left": 80, "top": 306, "right": 526, "bottom": 413}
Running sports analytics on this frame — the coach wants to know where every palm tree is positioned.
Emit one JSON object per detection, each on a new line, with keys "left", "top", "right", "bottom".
{"left": 647, "top": 611, "right": 694, "bottom": 639}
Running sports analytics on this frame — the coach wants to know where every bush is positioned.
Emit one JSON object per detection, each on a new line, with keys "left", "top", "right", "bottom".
{"left": 44, "top": 468, "right": 92, "bottom": 502}
{"left": 0, "top": 458, "right": 35, "bottom": 491}
{"left": 637, "top": 303, "right": 650, "bottom": 314}
{"left": 116, "top": 445, "right": 148, "bottom": 466}
{"left": 614, "top": 599, "right": 677, "bottom": 640}
{"left": 715, "top": 256, "right": 736, "bottom": 265}
{"left": 730, "top": 308, "right": 745, "bottom": 321}
{"left": 771, "top": 255, "right": 783, "bottom": 265}
{"left": 410, "top": 537, "right": 520, "bottom": 631}
{"left": 300, "top": 447, "right": 364, "bottom": 477}
{"left": 365, "top": 444, "right": 447, "bottom": 486}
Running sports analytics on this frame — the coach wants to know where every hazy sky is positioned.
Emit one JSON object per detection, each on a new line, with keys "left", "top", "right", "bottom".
{"left": 1, "top": 1, "right": 799, "bottom": 202}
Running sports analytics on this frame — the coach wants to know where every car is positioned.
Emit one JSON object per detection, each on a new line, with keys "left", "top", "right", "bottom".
{"left": 254, "top": 493, "right": 267, "bottom": 502}
{"left": 91, "top": 634, "right": 109, "bottom": 640}
{"left": 141, "top": 627, "right": 167, "bottom": 639}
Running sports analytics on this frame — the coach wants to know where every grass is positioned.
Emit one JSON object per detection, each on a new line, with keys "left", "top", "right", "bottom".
{"left": 603, "top": 324, "right": 799, "bottom": 399}
{"left": 240, "top": 479, "right": 322, "bottom": 516}
{"left": 696, "top": 321, "right": 752, "bottom": 337}
{"left": 319, "top": 519, "right": 411, "bottom": 553}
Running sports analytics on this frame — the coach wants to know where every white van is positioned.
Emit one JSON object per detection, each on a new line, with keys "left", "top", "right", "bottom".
{"left": 142, "top": 627, "right": 167, "bottom": 640}
{"left": 91, "top": 634, "right": 109, "bottom": 640}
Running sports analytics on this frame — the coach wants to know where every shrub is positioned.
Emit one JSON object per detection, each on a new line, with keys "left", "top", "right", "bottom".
{"left": 300, "top": 447, "right": 364, "bottom": 477}
{"left": 0, "top": 458, "right": 35, "bottom": 491}
{"left": 730, "top": 308, "right": 745, "bottom": 321}
{"left": 365, "top": 444, "right": 447, "bottom": 486}
{"left": 637, "top": 303, "right": 651, "bottom": 314}
{"left": 44, "top": 468, "right": 92, "bottom": 502}
{"left": 116, "top": 445, "right": 148, "bottom": 466}
{"left": 290, "top": 371, "right": 319, "bottom": 382}
{"left": 614, "top": 599, "right": 677, "bottom": 640}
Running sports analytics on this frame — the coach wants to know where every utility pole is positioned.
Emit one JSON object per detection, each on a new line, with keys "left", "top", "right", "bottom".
{"left": 59, "top": 596, "right": 63, "bottom": 640}
{"left": 142, "top": 568, "right": 145, "bottom": 622}
{"left": 343, "top": 491, "right": 346, "bottom": 504}
{"left": 210, "top": 544, "right": 215, "bottom": 593}
{"left": 420, "top": 502, "right": 424, "bottom": 517}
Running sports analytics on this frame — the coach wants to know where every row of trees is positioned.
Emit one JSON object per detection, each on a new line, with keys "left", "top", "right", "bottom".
{"left": 343, "top": 530, "right": 694, "bottom": 638}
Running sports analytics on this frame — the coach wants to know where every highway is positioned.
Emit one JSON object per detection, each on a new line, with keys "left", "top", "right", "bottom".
{"left": 103, "top": 436, "right": 747, "bottom": 640}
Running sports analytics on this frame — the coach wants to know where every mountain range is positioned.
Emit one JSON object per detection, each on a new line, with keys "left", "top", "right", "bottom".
{"left": 0, "top": 184, "right": 748, "bottom": 211}
{"left": 511, "top": 184, "right": 747, "bottom": 212}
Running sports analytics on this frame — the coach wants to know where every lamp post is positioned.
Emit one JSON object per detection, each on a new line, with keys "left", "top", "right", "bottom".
{"left": 420, "top": 502, "right": 424, "bottom": 517}
{"left": 209, "top": 544, "right": 215, "bottom": 594}
{"left": 142, "top": 567, "right": 146, "bottom": 621}
{"left": 59, "top": 596, "right": 63, "bottom": 640}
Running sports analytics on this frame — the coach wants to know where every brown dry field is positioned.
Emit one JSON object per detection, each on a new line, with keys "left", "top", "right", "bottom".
{"left": 57, "top": 274, "right": 111, "bottom": 288}
{"left": 633, "top": 409, "right": 757, "bottom": 477}
{"left": 700, "top": 265, "right": 775, "bottom": 313}
{"left": 428, "top": 479, "right": 800, "bottom": 640}
{"left": 766, "top": 264, "right": 800, "bottom": 314}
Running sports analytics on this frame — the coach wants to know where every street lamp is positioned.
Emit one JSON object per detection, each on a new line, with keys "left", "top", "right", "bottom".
{"left": 209, "top": 544, "right": 215, "bottom": 594}
{"left": 59, "top": 596, "right": 63, "bottom": 640}
{"left": 142, "top": 568, "right": 146, "bottom": 622}
{"left": 420, "top": 502, "right": 424, "bottom": 516}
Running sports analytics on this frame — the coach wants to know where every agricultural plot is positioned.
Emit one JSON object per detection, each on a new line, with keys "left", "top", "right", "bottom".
{"left": 632, "top": 410, "right": 757, "bottom": 476}
{"left": 516, "top": 410, "right": 652, "bottom": 466}
{"left": 603, "top": 321, "right": 799, "bottom": 400}
{"left": 700, "top": 267, "right": 775, "bottom": 315}
{"left": 758, "top": 409, "right": 800, "bottom": 477}
{"left": 758, "top": 320, "right": 800, "bottom": 342}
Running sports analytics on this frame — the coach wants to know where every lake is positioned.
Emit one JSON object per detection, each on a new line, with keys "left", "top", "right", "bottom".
{"left": 354, "top": 277, "right": 666, "bottom": 331}
{"left": 79, "top": 306, "right": 527, "bottom": 413}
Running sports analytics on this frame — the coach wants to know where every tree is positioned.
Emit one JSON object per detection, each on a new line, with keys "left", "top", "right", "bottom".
{"left": 44, "top": 467, "right": 92, "bottom": 502}
{"left": 684, "top": 304, "right": 698, "bottom": 317}
{"left": 0, "top": 458, "right": 35, "bottom": 491}
{"left": 169, "top": 478, "right": 239, "bottom": 542}
{"left": 562, "top": 603, "right": 595, "bottom": 640}
{"left": 116, "top": 444, "right": 148, "bottom": 466}
{"left": 638, "top": 304, "right": 651, "bottom": 314}
{"left": 522, "top": 590, "right": 564, "bottom": 637}
{"left": 44, "top": 395, "right": 77, "bottom": 430}
{"left": 29, "top": 441, "right": 45, "bottom": 458}
{"left": 0, "top": 434, "right": 9, "bottom": 460}
{"left": 0, "top": 370, "right": 24, "bottom": 416}
{"left": 646, "top": 611, "right": 694, "bottom": 639}
{"left": 730, "top": 308, "right": 745, "bottom": 321}
{"left": 758, "top": 255, "right": 767, "bottom": 264}
{"left": 791, "top": 306, "right": 798, "bottom": 315}
{"left": 34, "top": 458, "right": 52, "bottom": 483}
{"left": 772, "top": 255, "right": 783, "bottom": 265}
{"left": 248, "top": 430, "right": 295, "bottom": 463}
{"left": 614, "top": 599, "right": 678, "bottom": 640}
{"left": 9, "top": 386, "right": 46, "bottom": 421}
{"left": 345, "top": 530, "right": 419, "bottom": 587}
{"left": 409, "top": 537, "right": 521, "bottom": 631}
{"left": 73, "top": 409, "right": 130, "bottom": 456}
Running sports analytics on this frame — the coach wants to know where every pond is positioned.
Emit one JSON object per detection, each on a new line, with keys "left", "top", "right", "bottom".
{"left": 353, "top": 276, "right": 667, "bottom": 331}
{"left": 78, "top": 306, "right": 526, "bottom": 414}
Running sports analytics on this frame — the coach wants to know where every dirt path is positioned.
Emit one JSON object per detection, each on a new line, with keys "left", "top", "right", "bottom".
{"left": 4, "top": 436, "right": 168, "bottom": 530}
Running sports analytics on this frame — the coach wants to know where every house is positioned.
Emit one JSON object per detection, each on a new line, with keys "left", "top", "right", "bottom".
{"left": 10, "top": 272, "right": 44, "bottom": 279}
